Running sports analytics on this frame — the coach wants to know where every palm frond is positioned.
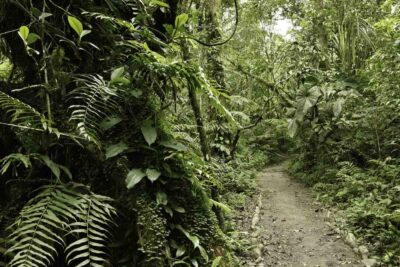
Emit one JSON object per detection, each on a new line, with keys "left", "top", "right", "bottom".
{"left": 69, "top": 75, "right": 121, "bottom": 145}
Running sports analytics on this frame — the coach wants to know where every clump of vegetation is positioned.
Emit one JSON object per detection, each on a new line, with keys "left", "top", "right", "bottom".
{"left": 1, "top": 0, "right": 399, "bottom": 265}
{"left": 285, "top": 0, "right": 400, "bottom": 264}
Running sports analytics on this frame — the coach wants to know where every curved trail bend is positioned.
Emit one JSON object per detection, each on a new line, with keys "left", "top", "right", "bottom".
{"left": 257, "top": 164, "right": 362, "bottom": 267}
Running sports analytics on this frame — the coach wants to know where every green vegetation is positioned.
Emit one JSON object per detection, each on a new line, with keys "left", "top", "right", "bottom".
{"left": 0, "top": 0, "right": 399, "bottom": 266}
{"left": 285, "top": 0, "right": 400, "bottom": 265}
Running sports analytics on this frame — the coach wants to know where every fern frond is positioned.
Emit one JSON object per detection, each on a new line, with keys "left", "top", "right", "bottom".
{"left": 69, "top": 75, "right": 121, "bottom": 145}
{"left": 6, "top": 184, "right": 117, "bottom": 266}
{"left": 6, "top": 184, "right": 82, "bottom": 267}
{"left": 0, "top": 91, "right": 49, "bottom": 130}
{"left": 198, "top": 82, "right": 239, "bottom": 128}
{"left": 65, "top": 193, "right": 116, "bottom": 267}
{"left": 0, "top": 153, "right": 31, "bottom": 175}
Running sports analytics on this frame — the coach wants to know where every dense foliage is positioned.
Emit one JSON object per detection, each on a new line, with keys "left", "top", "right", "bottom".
{"left": 282, "top": 0, "right": 400, "bottom": 265}
{"left": 0, "top": 0, "right": 257, "bottom": 266}
{"left": 1, "top": 0, "right": 400, "bottom": 266}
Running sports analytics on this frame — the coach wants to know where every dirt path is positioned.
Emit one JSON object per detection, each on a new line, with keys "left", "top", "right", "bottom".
{"left": 257, "top": 164, "right": 363, "bottom": 267}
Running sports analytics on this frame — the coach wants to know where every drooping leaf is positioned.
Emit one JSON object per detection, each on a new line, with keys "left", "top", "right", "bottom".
{"left": 36, "top": 155, "right": 61, "bottom": 179}
{"left": 33, "top": 154, "right": 72, "bottom": 180}
{"left": 199, "top": 245, "right": 209, "bottom": 262}
{"left": 105, "top": 142, "right": 129, "bottom": 159}
{"left": 146, "top": 168, "right": 161, "bottom": 182}
{"left": 125, "top": 169, "right": 146, "bottom": 189}
{"left": 59, "top": 165, "right": 73, "bottom": 179}
{"left": 0, "top": 153, "right": 31, "bottom": 175}
{"left": 141, "top": 120, "right": 157, "bottom": 146}
{"left": 111, "top": 67, "right": 125, "bottom": 81}
{"left": 160, "top": 141, "right": 187, "bottom": 151}
{"left": 175, "top": 245, "right": 186, "bottom": 258}
{"left": 176, "top": 225, "right": 200, "bottom": 248}
{"left": 100, "top": 116, "right": 123, "bottom": 131}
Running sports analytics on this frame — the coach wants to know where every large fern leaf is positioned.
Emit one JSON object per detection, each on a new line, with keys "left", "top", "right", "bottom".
{"left": 6, "top": 185, "right": 82, "bottom": 267}
{"left": 6, "top": 184, "right": 117, "bottom": 266}
{"left": 0, "top": 91, "right": 49, "bottom": 130}
{"left": 65, "top": 193, "right": 116, "bottom": 267}
{"left": 69, "top": 75, "right": 121, "bottom": 145}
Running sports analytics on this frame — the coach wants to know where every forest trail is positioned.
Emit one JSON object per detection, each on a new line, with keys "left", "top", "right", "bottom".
{"left": 257, "top": 164, "right": 363, "bottom": 267}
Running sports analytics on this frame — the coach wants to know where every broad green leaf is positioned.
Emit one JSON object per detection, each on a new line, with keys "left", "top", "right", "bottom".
{"left": 111, "top": 67, "right": 125, "bottom": 81}
{"left": 100, "top": 116, "right": 123, "bottom": 131}
{"left": 164, "top": 24, "right": 174, "bottom": 36}
{"left": 26, "top": 33, "right": 40, "bottom": 45}
{"left": 68, "top": 16, "right": 83, "bottom": 36}
{"left": 110, "top": 77, "right": 130, "bottom": 85}
{"left": 146, "top": 168, "right": 161, "bottom": 182}
{"left": 141, "top": 120, "right": 157, "bottom": 146}
{"left": 105, "top": 142, "right": 129, "bottom": 159}
{"left": 150, "top": 0, "right": 170, "bottom": 8}
{"left": 125, "top": 169, "right": 146, "bottom": 189}
{"left": 172, "top": 205, "right": 185, "bottom": 213}
{"left": 31, "top": 7, "right": 42, "bottom": 18}
{"left": 18, "top": 26, "right": 29, "bottom": 41}
{"left": 130, "top": 89, "right": 143, "bottom": 98}
{"left": 160, "top": 141, "right": 187, "bottom": 151}
{"left": 333, "top": 98, "right": 345, "bottom": 117}
{"left": 188, "top": 235, "right": 199, "bottom": 249}
{"left": 156, "top": 192, "right": 168, "bottom": 206}
{"left": 212, "top": 256, "right": 222, "bottom": 267}
{"left": 174, "top": 13, "right": 189, "bottom": 29}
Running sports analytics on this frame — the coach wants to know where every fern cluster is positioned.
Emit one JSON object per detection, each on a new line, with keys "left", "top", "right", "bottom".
{"left": 5, "top": 184, "right": 116, "bottom": 267}
{"left": 0, "top": 0, "right": 236, "bottom": 265}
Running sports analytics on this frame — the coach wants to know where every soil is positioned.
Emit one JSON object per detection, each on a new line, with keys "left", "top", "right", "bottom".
{"left": 256, "top": 163, "right": 363, "bottom": 267}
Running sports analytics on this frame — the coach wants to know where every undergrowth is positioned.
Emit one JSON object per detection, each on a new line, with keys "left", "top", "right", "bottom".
{"left": 289, "top": 158, "right": 400, "bottom": 265}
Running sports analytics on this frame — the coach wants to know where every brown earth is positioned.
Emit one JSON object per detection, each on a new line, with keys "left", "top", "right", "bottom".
{"left": 256, "top": 164, "right": 363, "bottom": 267}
